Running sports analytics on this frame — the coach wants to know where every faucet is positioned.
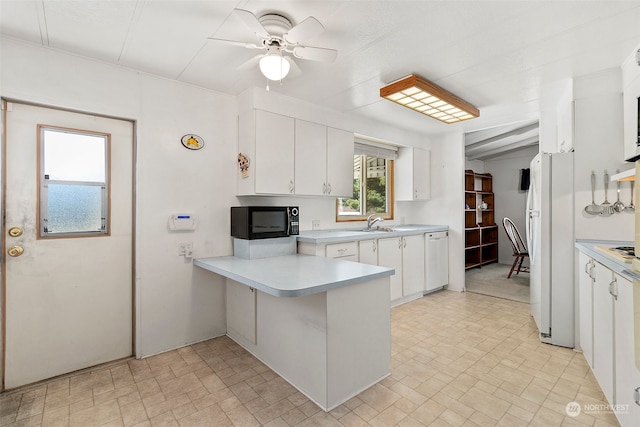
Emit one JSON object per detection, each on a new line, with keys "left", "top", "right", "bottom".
{"left": 366, "top": 214, "right": 383, "bottom": 231}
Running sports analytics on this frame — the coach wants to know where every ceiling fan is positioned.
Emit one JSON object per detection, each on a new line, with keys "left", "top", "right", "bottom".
{"left": 209, "top": 9, "right": 338, "bottom": 82}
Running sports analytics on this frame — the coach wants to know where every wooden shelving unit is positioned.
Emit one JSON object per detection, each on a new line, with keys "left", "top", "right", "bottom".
{"left": 464, "top": 170, "right": 498, "bottom": 269}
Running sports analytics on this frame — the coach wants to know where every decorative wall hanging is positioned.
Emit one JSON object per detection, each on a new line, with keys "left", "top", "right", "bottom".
{"left": 181, "top": 134, "right": 204, "bottom": 150}
{"left": 238, "top": 153, "right": 250, "bottom": 178}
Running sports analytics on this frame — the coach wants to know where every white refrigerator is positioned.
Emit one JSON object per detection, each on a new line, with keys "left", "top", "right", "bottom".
{"left": 526, "top": 152, "right": 574, "bottom": 348}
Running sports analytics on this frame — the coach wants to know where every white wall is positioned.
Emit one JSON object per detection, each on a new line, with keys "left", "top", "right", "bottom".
{"left": 483, "top": 146, "right": 538, "bottom": 265}
{"left": 573, "top": 69, "right": 634, "bottom": 242}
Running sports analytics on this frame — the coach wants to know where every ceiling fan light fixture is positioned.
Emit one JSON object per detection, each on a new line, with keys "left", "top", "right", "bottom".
{"left": 259, "top": 53, "right": 291, "bottom": 81}
{"left": 380, "top": 74, "right": 479, "bottom": 124}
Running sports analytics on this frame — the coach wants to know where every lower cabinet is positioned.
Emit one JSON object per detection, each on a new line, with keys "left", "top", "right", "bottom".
{"left": 578, "top": 252, "right": 594, "bottom": 368}
{"left": 358, "top": 239, "right": 378, "bottom": 266}
{"left": 592, "top": 261, "right": 614, "bottom": 404}
{"left": 301, "top": 231, "right": 447, "bottom": 306}
{"left": 378, "top": 235, "right": 425, "bottom": 303}
{"left": 613, "top": 273, "right": 640, "bottom": 426}
{"left": 226, "top": 280, "right": 256, "bottom": 345}
{"left": 577, "top": 251, "right": 640, "bottom": 426}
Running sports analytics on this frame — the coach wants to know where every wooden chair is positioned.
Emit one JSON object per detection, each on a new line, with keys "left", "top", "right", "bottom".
{"left": 502, "top": 217, "right": 529, "bottom": 278}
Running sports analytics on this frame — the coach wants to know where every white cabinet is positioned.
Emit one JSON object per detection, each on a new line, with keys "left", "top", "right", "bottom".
{"left": 325, "top": 241, "right": 358, "bottom": 262}
{"left": 613, "top": 273, "right": 640, "bottom": 425}
{"left": 395, "top": 147, "right": 430, "bottom": 201}
{"left": 239, "top": 110, "right": 354, "bottom": 197}
{"left": 294, "top": 119, "right": 327, "bottom": 196}
{"left": 238, "top": 109, "right": 295, "bottom": 195}
{"left": 425, "top": 231, "right": 448, "bottom": 293}
{"left": 226, "top": 280, "right": 256, "bottom": 345}
{"left": 326, "top": 127, "right": 355, "bottom": 198}
{"left": 402, "top": 234, "right": 425, "bottom": 297}
{"left": 578, "top": 252, "right": 594, "bottom": 368}
{"left": 378, "top": 235, "right": 424, "bottom": 302}
{"left": 378, "top": 237, "right": 404, "bottom": 301}
{"left": 358, "top": 239, "right": 378, "bottom": 266}
{"left": 593, "top": 261, "right": 615, "bottom": 404}
{"left": 294, "top": 122, "right": 354, "bottom": 197}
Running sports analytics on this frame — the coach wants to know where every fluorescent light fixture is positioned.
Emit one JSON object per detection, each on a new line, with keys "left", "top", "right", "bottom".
{"left": 380, "top": 74, "right": 479, "bottom": 124}
{"left": 259, "top": 53, "right": 290, "bottom": 81}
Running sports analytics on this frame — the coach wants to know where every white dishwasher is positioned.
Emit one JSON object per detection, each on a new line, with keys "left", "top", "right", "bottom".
{"left": 425, "top": 231, "right": 448, "bottom": 293}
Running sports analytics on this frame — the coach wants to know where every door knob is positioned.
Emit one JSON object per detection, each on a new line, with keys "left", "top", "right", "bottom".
{"left": 8, "top": 227, "right": 23, "bottom": 237}
{"left": 8, "top": 246, "right": 24, "bottom": 257}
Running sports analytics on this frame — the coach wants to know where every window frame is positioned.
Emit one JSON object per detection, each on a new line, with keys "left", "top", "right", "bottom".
{"left": 37, "top": 124, "right": 111, "bottom": 239}
{"left": 336, "top": 155, "right": 395, "bottom": 222}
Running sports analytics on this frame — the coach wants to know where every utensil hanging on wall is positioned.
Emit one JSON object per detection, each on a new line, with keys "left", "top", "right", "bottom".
{"left": 613, "top": 170, "right": 626, "bottom": 213}
{"left": 585, "top": 171, "right": 604, "bottom": 215}
{"left": 627, "top": 181, "right": 635, "bottom": 212}
{"left": 600, "top": 170, "right": 614, "bottom": 217}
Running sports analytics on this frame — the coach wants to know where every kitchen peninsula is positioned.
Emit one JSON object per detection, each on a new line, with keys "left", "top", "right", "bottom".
{"left": 194, "top": 253, "right": 394, "bottom": 411}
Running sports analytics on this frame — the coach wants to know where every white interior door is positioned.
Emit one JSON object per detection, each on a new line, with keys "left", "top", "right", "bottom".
{"left": 2, "top": 101, "right": 134, "bottom": 390}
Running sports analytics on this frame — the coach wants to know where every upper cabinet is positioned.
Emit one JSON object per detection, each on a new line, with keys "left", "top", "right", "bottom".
{"left": 395, "top": 147, "right": 430, "bottom": 201}
{"left": 238, "top": 109, "right": 294, "bottom": 195}
{"left": 238, "top": 109, "right": 354, "bottom": 197}
{"left": 294, "top": 120, "right": 354, "bottom": 197}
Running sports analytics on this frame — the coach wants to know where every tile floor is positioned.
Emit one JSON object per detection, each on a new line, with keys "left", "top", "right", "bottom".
{"left": 0, "top": 290, "right": 620, "bottom": 426}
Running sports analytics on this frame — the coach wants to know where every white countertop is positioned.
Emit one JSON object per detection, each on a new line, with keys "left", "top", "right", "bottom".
{"left": 297, "top": 224, "right": 448, "bottom": 244}
{"left": 575, "top": 239, "right": 640, "bottom": 281}
{"left": 194, "top": 254, "right": 395, "bottom": 297}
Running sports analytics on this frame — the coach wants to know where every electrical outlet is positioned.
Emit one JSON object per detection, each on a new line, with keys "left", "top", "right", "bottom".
{"left": 312, "top": 220, "right": 320, "bottom": 230}
{"left": 178, "top": 243, "right": 186, "bottom": 256}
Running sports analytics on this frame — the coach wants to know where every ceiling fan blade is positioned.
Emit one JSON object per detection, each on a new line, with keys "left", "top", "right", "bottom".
{"left": 237, "top": 54, "right": 263, "bottom": 71}
{"left": 284, "top": 16, "right": 325, "bottom": 44}
{"left": 208, "top": 37, "right": 263, "bottom": 50}
{"left": 234, "top": 9, "right": 269, "bottom": 39}
{"left": 292, "top": 45, "right": 337, "bottom": 62}
{"left": 285, "top": 57, "right": 303, "bottom": 78}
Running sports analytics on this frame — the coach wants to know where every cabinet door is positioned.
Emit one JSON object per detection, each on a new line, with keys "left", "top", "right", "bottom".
{"left": 402, "top": 234, "right": 425, "bottom": 297}
{"left": 613, "top": 274, "right": 640, "bottom": 425}
{"left": 426, "top": 233, "right": 448, "bottom": 292}
{"left": 578, "top": 252, "right": 594, "bottom": 368}
{"left": 255, "top": 110, "right": 295, "bottom": 194}
{"left": 413, "top": 148, "right": 430, "bottom": 200}
{"left": 358, "top": 239, "right": 378, "bottom": 266}
{"left": 294, "top": 119, "right": 326, "bottom": 196}
{"left": 593, "top": 261, "right": 614, "bottom": 404}
{"left": 378, "top": 237, "right": 403, "bottom": 301}
{"left": 326, "top": 127, "right": 354, "bottom": 198}
{"left": 226, "top": 280, "right": 256, "bottom": 345}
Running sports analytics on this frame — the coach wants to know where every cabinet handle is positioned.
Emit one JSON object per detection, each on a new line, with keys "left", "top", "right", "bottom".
{"left": 584, "top": 261, "right": 590, "bottom": 275}
{"left": 415, "top": 188, "right": 418, "bottom": 199}
{"left": 608, "top": 279, "right": 618, "bottom": 300}
{"left": 373, "top": 241, "right": 377, "bottom": 252}
{"left": 634, "top": 386, "right": 640, "bottom": 407}
{"left": 289, "top": 180, "right": 294, "bottom": 193}
{"left": 327, "top": 183, "right": 331, "bottom": 195}
{"left": 323, "top": 183, "right": 327, "bottom": 194}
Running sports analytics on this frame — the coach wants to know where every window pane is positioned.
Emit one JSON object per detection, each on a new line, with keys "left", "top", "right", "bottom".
{"left": 44, "top": 129, "right": 106, "bottom": 182}
{"left": 338, "top": 155, "right": 362, "bottom": 215}
{"left": 365, "top": 157, "right": 387, "bottom": 214}
{"left": 46, "top": 184, "right": 103, "bottom": 233}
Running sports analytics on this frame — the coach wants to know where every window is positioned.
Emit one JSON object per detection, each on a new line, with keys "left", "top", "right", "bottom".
{"left": 337, "top": 140, "right": 396, "bottom": 221}
{"left": 38, "top": 125, "right": 110, "bottom": 237}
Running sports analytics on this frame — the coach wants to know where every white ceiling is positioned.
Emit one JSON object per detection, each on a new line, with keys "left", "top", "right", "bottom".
{"left": 2, "top": 0, "right": 640, "bottom": 150}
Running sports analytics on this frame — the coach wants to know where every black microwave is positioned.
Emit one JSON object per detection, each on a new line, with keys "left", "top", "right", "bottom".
{"left": 230, "top": 206, "right": 299, "bottom": 240}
